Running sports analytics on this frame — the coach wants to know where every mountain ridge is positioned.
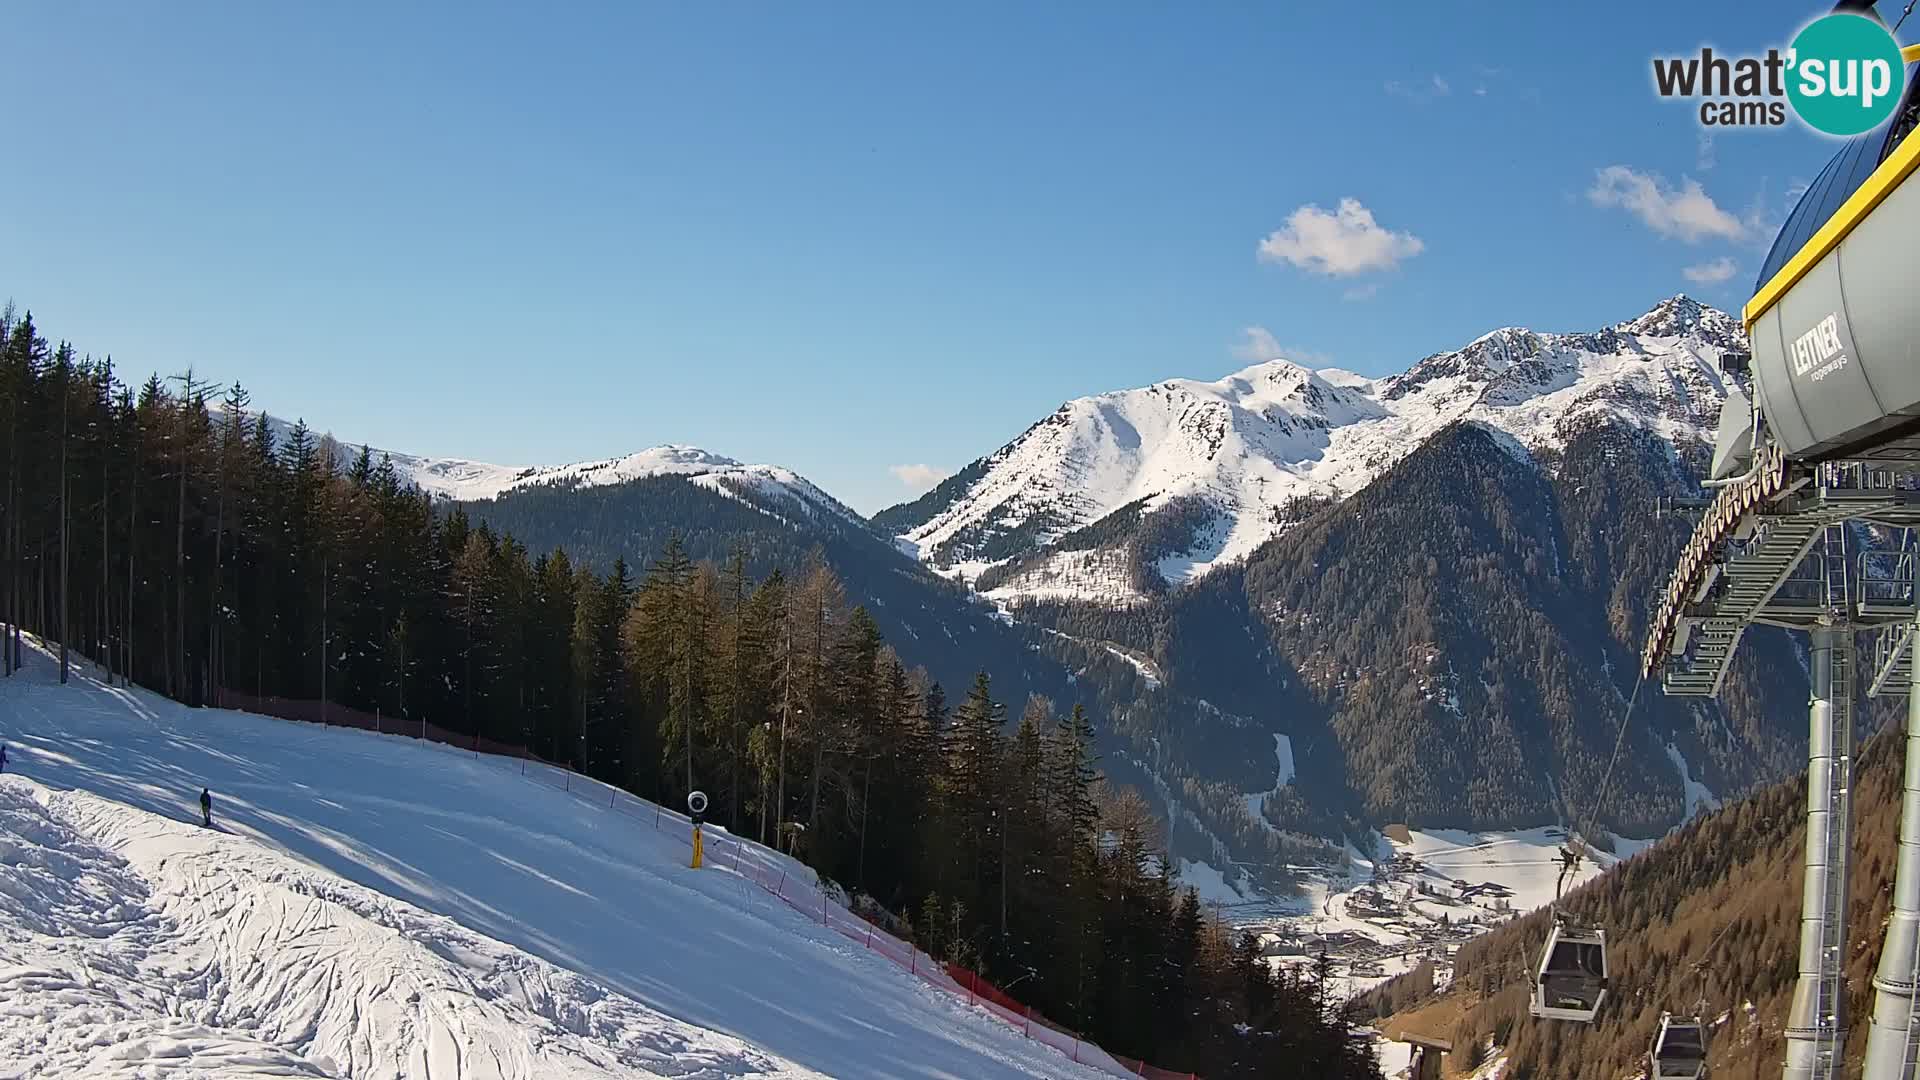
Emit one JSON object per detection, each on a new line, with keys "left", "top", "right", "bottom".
{"left": 243, "top": 410, "right": 865, "bottom": 532}
{"left": 879, "top": 295, "right": 1746, "bottom": 606}
{"left": 236, "top": 294, "right": 1796, "bottom": 888}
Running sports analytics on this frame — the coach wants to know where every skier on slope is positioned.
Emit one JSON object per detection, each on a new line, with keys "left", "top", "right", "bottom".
{"left": 200, "top": 787, "right": 212, "bottom": 828}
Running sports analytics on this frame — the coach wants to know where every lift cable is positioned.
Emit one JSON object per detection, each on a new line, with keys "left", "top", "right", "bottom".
{"left": 1897, "top": 0, "right": 1918, "bottom": 33}
{"left": 1556, "top": 669, "right": 1650, "bottom": 906}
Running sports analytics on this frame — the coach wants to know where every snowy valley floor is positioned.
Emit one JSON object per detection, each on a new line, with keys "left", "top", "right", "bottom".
{"left": 0, "top": 643, "right": 1112, "bottom": 1080}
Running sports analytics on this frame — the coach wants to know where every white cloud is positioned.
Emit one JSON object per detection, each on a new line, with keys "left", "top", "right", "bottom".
{"left": 1257, "top": 198, "right": 1425, "bottom": 277}
{"left": 888, "top": 464, "right": 949, "bottom": 492}
{"left": 1342, "top": 283, "right": 1381, "bottom": 302}
{"left": 1682, "top": 256, "right": 1739, "bottom": 285}
{"left": 1385, "top": 74, "right": 1452, "bottom": 104}
{"left": 1233, "top": 326, "right": 1332, "bottom": 366}
{"left": 1586, "top": 165, "right": 1750, "bottom": 243}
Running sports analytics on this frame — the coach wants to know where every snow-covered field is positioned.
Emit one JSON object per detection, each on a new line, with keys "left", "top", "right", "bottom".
{"left": 0, "top": 641, "right": 1111, "bottom": 1080}
{"left": 1393, "top": 826, "right": 1651, "bottom": 916}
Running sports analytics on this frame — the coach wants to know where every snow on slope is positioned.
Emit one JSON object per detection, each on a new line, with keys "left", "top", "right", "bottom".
{"left": 897, "top": 296, "right": 1743, "bottom": 601}
{"left": 1240, "top": 735, "right": 1296, "bottom": 841}
{"left": 410, "top": 444, "right": 863, "bottom": 528}
{"left": 1392, "top": 827, "right": 1652, "bottom": 915}
{"left": 0, "top": 643, "right": 1110, "bottom": 1080}
{"left": 1665, "top": 743, "right": 1720, "bottom": 820}
{"left": 244, "top": 411, "right": 860, "bottom": 526}
{"left": 0, "top": 777, "right": 817, "bottom": 1079}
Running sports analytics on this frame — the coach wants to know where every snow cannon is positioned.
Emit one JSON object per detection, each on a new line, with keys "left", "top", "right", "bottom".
{"left": 688, "top": 790, "right": 708, "bottom": 870}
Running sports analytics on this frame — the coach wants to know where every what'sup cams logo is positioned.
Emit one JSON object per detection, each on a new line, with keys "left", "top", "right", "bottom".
{"left": 1653, "top": 11, "right": 1907, "bottom": 136}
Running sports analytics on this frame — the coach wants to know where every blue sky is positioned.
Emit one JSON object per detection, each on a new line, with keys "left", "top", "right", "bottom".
{"left": 1, "top": 2, "right": 1860, "bottom": 512}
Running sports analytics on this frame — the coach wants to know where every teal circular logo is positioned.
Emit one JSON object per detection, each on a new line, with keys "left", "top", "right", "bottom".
{"left": 1787, "top": 13, "right": 1907, "bottom": 136}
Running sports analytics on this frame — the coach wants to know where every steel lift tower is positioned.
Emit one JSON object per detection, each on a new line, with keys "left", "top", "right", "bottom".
{"left": 1641, "top": 33, "right": 1920, "bottom": 1080}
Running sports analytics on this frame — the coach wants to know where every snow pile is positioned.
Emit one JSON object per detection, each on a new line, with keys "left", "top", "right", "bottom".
{"left": 900, "top": 295, "right": 1742, "bottom": 601}
{"left": 0, "top": 643, "right": 1110, "bottom": 1080}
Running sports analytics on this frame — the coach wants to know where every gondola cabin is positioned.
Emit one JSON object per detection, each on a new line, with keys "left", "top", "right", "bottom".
{"left": 1710, "top": 41, "right": 1920, "bottom": 477}
{"left": 1649, "top": 1013, "right": 1708, "bottom": 1080}
{"left": 1529, "top": 922, "right": 1608, "bottom": 1022}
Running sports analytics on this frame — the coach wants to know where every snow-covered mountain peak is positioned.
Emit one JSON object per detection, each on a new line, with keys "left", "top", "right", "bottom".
{"left": 1217, "top": 356, "right": 1317, "bottom": 390}
{"left": 887, "top": 300, "right": 1745, "bottom": 604}
{"left": 424, "top": 443, "right": 863, "bottom": 524}
{"left": 1621, "top": 293, "right": 1742, "bottom": 346}
{"left": 244, "top": 413, "right": 860, "bottom": 527}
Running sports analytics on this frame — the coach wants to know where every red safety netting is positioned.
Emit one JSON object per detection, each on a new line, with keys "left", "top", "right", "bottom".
{"left": 212, "top": 689, "right": 1197, "bottom": 1079}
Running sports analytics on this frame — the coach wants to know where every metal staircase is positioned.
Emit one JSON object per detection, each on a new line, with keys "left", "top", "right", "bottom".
{"left": 1876, "top": 624, "right": 1918, "bottom": 698}
{"left": 1656, "top": 475, "right": 1920, "bottom": 698}
{"left": 1663, "top": 502, "right": 1870, "bottom": 696}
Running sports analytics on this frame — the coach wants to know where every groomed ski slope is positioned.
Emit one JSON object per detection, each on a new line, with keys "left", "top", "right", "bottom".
{"left": 0, "top": 642, "right": 1113, "bottom": 1080}
{"left": 0, "top": 777, "right": 820, "bottom": 1079}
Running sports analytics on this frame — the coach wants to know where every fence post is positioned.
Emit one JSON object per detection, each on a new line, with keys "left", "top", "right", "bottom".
{"left": 1071, "top": 1040, "right": 1079, "bottom": 1064}
{"left": 1024, "top": 1006, "right": 1032, "bottom": 1037}
{"left": 610, "top": 789, "right": 617, "bottom": 808}
{"left": 654, "top": 805, "right": 662, "bottom": 829}
{"left": 375, "top": 707, "right": 380, "bottom": 734}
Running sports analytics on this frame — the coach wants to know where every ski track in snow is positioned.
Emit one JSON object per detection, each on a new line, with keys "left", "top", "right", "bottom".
{"left": 0, "top": 643, "right": 1110, "bottom": 1080}
{"left": 0, "top": 778, "right": 817, "bottom": 1080}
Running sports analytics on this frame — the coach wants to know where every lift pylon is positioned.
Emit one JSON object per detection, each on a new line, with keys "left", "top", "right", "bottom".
{"left": 1784, "top": 621, "right": 1855, "bottom": 1080}
{"left": 1863, "top": 607, "right": 1920, "bottom": 1079}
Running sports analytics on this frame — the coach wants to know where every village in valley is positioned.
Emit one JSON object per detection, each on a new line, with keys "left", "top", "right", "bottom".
{"left": 1188, "top": 823, "right": 1641, "bottom": 1012}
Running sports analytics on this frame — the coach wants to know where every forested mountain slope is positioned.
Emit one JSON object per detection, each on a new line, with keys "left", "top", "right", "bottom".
{"left": 3, "top": 293, "right": 1819, "bottom": 891}
{"left": 1021, "top": 417, "right": 1809, "bottom": 837}
{"left": 458, "top": 470, "right": 1356, "bottom": 884}
{"left": 1379, "top": 715, "right": 1907, "bottom": 1079}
